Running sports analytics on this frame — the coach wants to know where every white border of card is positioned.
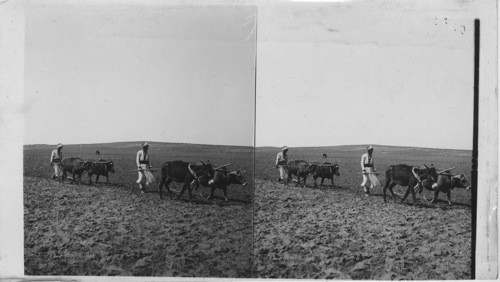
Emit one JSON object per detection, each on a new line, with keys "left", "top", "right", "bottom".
{"left": 0, "top": 0, "right": 497, "bottom": 280}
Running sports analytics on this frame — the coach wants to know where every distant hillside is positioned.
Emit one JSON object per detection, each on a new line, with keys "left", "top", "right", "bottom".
{"left": 256, "top": 144, "right": 472, "bottom": 157}
{"left": 256, "top": 144, "right": 472, "bottom": 154}
{"left": 24, "top": 141, "right": 253, "bottom": 151}
{"left": 25, "top": 142, "right": 471, "bottom": 156}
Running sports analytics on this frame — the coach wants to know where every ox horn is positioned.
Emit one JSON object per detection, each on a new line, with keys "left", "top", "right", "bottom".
{"left": 437, "top": 167, "right": 456, "bottom": 174}
{"left": 214, "top": 163, "right": 232, "bottom": 170}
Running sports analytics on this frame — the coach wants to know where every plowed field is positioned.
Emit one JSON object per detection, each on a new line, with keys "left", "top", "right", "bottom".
{"left": 253, "top": 146, "right": 472, "bottom": 279}
{"left": 24, "top": 142, "right": 254, "bottom": 277}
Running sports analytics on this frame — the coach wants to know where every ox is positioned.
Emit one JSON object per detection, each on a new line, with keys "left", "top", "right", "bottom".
{"left": 425, "top": 170, "right": 471, "bottom": 205}
{"left": 157, "top": 160, "right": 214, "bottom": 200}
{"left": 87, "top": 160, "right": 115, "bottom": 184}
{"left": 312, "top": 162, "right": 340, "bottom": 188}
{"left": 383, "top": 164, "right": 437, "bottom": 204}
{"left": 61, "top": 157, "right": 92, "bottom": 184}
{"left": 286, "top": 160, "right": 316, "bottom": 187}
{"left": 207, "top": 167, "right": 248, "bottom": 201}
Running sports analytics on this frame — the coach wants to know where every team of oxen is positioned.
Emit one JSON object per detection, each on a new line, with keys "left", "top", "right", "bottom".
{"left": 284, "top": 159, "right": 471, "bottom": 206}
{"left": 59, "top": 157, "right": 115, "bottom": 185}
{"left": 57, "top": 157, "right": 247, "bottom": 202}
{"left": 57, "top": 155, "right": 470, "bottom": 205}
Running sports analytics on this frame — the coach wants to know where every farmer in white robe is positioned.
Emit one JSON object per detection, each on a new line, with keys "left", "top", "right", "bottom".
{"left": 136, "top": 142, "right": 155, "bottom": 192}
{"left": 360, "top": 145, "right": 381, "bottom": 196}
{"left": 50, "top": 143, "right": 64, "bottom": 181}
{"left": 275, "top": 146, "right": 289, "bottom": 184}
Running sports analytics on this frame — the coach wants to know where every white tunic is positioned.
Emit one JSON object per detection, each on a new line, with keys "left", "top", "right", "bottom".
{"left": 50, "top": 149, "right": 63, "bottom": 164}
{"left": 276, "top": 152, "right": 288, "bottom": 166}
{"left": 50, "top": 149, "right": 63, "bottom": 178}
{"left": 136, "top": 150, "right": 154, "bottom": 186}
{"left": 360, "top": 152, "right": 380, "bottom": 190}
{"left": 360, "top": 153, "right": 374, "bottom": 170}
{"left": 136, "top": 150, "right": 150, "bottom": 167}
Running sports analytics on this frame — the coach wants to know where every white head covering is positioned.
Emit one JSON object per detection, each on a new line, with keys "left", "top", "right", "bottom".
{"left": 282, "top": 146, "right": 288, "bottom": 151}
{"left": 142, "top": 142, "right": 149, "bottom": 148}
{"left": 366, "top": 145, "right": 373, "bottom": 151}
{"left": 57, "top": 143, "right": 63, "bottom": 148}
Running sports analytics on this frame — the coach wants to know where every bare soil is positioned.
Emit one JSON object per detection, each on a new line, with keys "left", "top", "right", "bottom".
{"left": 24, "top": 142, "right": 253, "bottom": 277}
{"left": 24, "top": 143, "right": 472, "bottom": 279}
{"left": 253, "top": 146, "right": 472, "bottom": 279}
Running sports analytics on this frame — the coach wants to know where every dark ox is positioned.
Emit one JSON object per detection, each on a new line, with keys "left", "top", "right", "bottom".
{"left": 383, "top": 164, "right": 437, "bottom": 204}
{"left": 158, "top": 160, "right": 214, "bottom": 200}
{"left": 61, "top": 157, "right": 92, "bottom": 184}
{"left": 312, "top": 162, "right": 340, "bottom": 188}
{"left": 208, "top": 168, "right": 248, "bottom": 202}
{"left": 286, "top": 160, "right": 316, "bottom": 187}
{"left": 425, "top": 171, "right": 471, "bottom": 205}
{"left": 87, "top": 160, "right": 115, "bottom": 184}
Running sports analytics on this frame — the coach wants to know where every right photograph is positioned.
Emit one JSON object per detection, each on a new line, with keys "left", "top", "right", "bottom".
{"left": 254, "top": 2, "right": 474, "bottom": 280}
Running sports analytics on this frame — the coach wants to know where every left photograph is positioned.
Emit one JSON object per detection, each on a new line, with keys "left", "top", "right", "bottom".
{"left": 23, "top": 2, "right": 256, "bottom": 277}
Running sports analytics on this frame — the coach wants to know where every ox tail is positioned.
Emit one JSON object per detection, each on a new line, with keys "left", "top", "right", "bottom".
{"left": 383, "top": 167, "right": 392, "bottom": 203}
{"left": 187, "top": 163, "right": 202, "bottom": 188}
{"left": 411, "top": 167, "right": 420, "bottom": 182}
{"left": 385, "top": 166, "right": 394, "bottom": 181}
{"left": 160, "top": 163, "right": 169, "bottom": 178}
{"left": 187, "top": 164, "right": 196, "bottom": 178}
{"left": 411, "top": 167, "right": 421, "bottom": 193}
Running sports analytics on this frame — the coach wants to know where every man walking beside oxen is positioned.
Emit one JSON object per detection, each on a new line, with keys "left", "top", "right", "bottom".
{"left": 360, "top": 145, "right": 381, "bottom": 196}
{"left": 275, "top": 146, "right": 289, "bottom": 185}
{"left": 136, "top": 142, "right": 155, "bottom": 193}
{"left": 50, "top": 143, "right": 64, "bottom": 181}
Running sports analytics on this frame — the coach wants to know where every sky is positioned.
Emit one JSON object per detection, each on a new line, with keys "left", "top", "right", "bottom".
{"left": 24, "top": 1, "right": 475, "bottom": 150}
{"left": 24, "top": 3, "right": 256, "bottom": 146}
{"left": 256, "top": 2, "right": 475, "bottom": 150}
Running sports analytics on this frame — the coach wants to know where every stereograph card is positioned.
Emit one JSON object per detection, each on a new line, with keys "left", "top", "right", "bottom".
{"left": 0, "top": 0, "right": 497, "bottom": 280}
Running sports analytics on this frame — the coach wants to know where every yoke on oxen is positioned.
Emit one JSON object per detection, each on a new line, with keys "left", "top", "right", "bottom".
{"left": 207, "top": 163, "right": 247, "bottom": 201}
{"left": 383, "top": 164, "right": 438, "bottom": 204}
{"left": 310, "top": 161, "right": 341, "bottom": 188}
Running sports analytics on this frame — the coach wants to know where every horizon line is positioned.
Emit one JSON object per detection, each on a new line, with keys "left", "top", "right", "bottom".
{"left": 23, "top": 140, "right": 472, "bottom": 151}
